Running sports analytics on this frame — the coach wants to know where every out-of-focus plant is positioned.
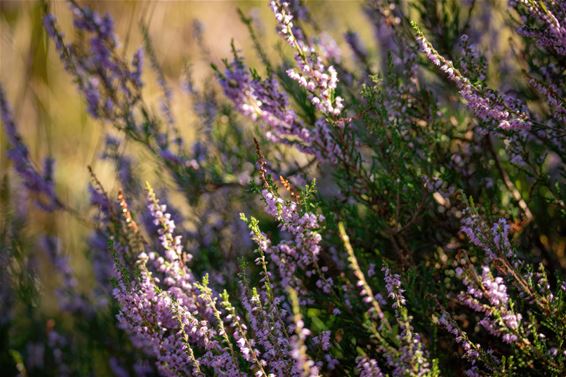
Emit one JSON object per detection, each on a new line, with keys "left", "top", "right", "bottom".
{"left": 1, "top": 0, "right": 565, "bottom": 376}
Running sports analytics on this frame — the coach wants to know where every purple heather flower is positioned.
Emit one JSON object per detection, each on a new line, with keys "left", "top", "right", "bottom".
{"left": 356, "top": 356, "right": 384, "bottom": 377}
{"left": 511, "top": 0, "right": 566, "bottom": 56}
{"left": 382, "top": 266, "right": 431, "bottom": 376}
{"left": 461, "top": 212, "right": 489, "bottom": 255}
{"left": 270, "top": 0, "right": 344, "bottom": 117}
{"left": 317, "top": 32, "right": 342, "bottom": 63}
{"left": 131, "top": 48, "right": 144, "bottom": 89}
{"left": 367, "top": 263, "right": 376, "bottom": 278}
{"left": 219, "top": 55, "right": 320, "bottom": 158}
{"left": 383, "top": 266, "right": 406, "bottom": 309}
{"left": 45, "top": 3, "right": 143, "bottom": 123}
{"left": 287, "top": 289, "right": 320, "bottom": 377}
{"left": 114, "top": 271, "right": 204, "bottom": 377}
{"left": 414, "top": 28, "right": 530, "bottom": 131}
{"left": 114, "top": 187, "right": 245, "bottom": 375}
{"left": 457, "top": 265, "right": 523, "bottom": 345}
{"left": 528, "top": 77, "right": 566, "bottom": 122}
{"left": 461, "top": 214, "right": 516, "bottom": 261}
{"left": 480, "top": 267, "right": 510, "bottom": 307}
{"left": 258, "top": 189, "right": 327, "bottom": 294}
{"left": 439, "top": 314, "right": 481, "bottom": 361}
{"left": 219, "top": 42, "right": 345, "bottom": 162}
{"left": 0, "top": 87, "right": 61, "bottom": 211}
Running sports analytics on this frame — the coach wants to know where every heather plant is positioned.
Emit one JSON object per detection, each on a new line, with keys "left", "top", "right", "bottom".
{"left": 1, "top": 0, "right": 565, "bottom": 376}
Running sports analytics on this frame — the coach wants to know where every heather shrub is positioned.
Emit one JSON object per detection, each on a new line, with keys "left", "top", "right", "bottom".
{"left": 1, "top": 0, "right": 565, "bottom": 376}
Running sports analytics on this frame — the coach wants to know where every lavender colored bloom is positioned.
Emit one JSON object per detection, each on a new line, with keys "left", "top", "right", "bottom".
{"left": 287, "top": 0, "right": 310, "bottom": 22}
{"left": 382, "top": 266, "right": 431, "bottom": 376}
{"left": 316, "top": 33, "right": 342, "bottom": 63}
{"left": 460, "top": 212, "right": 492, "bottom": 257}
{"left": 480, "top": 267, "right": 510, "bottom": 307}
{"left": 71, "top": 5, "right": 115, "bottom": 40}
{"left": 146, "top": 187, "right": 194, "bottom": 289}
{"left": 84, "top": 79, "right": 101, "bottom": 117}
{"left": 457, "top": 265, "right": 523, "bottom": 345}
{"left": 510, "top": 0, "right": 566, "bottom": 56}
{"left": 131, "top": 48, "right": 144, "bottom": 89}
{"left": 1, "top": 87, "right": 61, "bottom": 211}
{"left": 219, "top": 54, "right": 344, "bottom": 163}
{"left": 461, "top": 213, "right": 516, "bottom": 261}
{"left": 356, "top": 356, "right": 384, "bottom": 377}
{"left": 45, "top": 4, "right": 143, "bottom": 123}
{"left": 287, "top": 288, "right": 320, "bottom": 377}
{"left": 218, "top": 55, "right": 318, "bottom": 155}
{"left": 438, "top": 314, "right": 481, "bottom": 361}
{"left": 528, "top": 77, "right": 566, "bottom": 122}
{"left": 257, "top": 189, "right": 328, "bottom": 294}
{"left": 114, "top": 270, "right": 204, "bottom": 377}
{"left": 270, "top": 0, "right": 344, "bottom": 117}
{"left": 383, "top": 266, "right": 406, "bottom": 309}
{"left": 413, "top": 25, "right": 531, "bottom": 131}
{"left": 114, "top": 186, "right": 253, "bottom": 376}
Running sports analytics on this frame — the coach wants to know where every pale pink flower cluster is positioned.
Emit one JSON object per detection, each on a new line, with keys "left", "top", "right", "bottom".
{"left": 270, "top": 1, "right": 344, "bottom": 117}
{"left": 458, "top": 266, "right": 523, "bottom": 344}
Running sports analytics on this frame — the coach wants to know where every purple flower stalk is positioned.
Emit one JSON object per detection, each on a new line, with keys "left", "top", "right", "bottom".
{"left": 219, "top": 39, "right": 344, "bottom": 162}
{"left": 510, "top": 0, "right": 566, "bottom": 56}
{"left": 260, "top": 189, "right": 329, "bottom": 294}
{"left": 461, "top": 214, "right": 515, "bottom": 261}
{"left": 146, "top": 185, "right": 195, "bottom": 295}
{"left": 114, "top": 268, "right": 205, "bottom": 377}
{"left": 356, "top": 356, "right": 384, "bottom": 377}
{"left": 113, "top": 195, "right": 224, "bottom": 376}
{"left": 219, "top": 56, "right": 315, "bottom": 155}
{"left": 382, "top": 266, "right": 431, "bottom": 376}
{"left": 316, "top": 33, "right": 342, "bottom": 63}
{"left": 44, "top": 4, "right": 143, "bottom": 122}
{"left": 0, "top": 87, "right": 62, "bottom": 211}
{"left": 528, "top": 77, "right": 566, "bottom": 122}
{"left": 438, "top": 314, "right": 481, "bottom": 362}
{"left": 270, "top": 0, "right": 344, "bottom": 117}
{"left": 457, "top": 266, "right": 523, "bottom": 345}
{"left": 131, "top": 48, "right": 144, "bottom": 90}
{"left": 413, "top": 24, "right": 530, "bottom": 131}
